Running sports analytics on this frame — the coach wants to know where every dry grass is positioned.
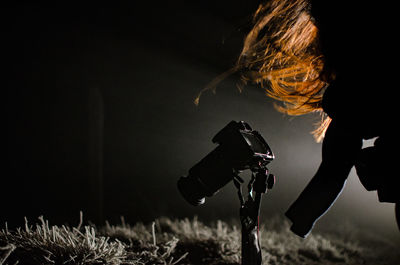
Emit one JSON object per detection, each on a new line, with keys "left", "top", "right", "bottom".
{"left": 0, "top": 215, "right": 126, "bottom": 265}
{"left": 1, "top": 214, "right": 398, "bottom": 265}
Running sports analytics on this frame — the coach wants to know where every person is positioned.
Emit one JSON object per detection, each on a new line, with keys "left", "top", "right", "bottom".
{"left": 233, "top": 0, "right": 399, "bottom": 237}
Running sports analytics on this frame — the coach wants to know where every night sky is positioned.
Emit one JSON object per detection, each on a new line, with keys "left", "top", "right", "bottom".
{"left": 5, "top": 2, "right": 398, "bottom": 240}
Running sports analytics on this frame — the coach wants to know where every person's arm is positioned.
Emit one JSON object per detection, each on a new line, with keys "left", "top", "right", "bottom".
{"left": 285, "top": 119, "right": 363, "bottom": 237}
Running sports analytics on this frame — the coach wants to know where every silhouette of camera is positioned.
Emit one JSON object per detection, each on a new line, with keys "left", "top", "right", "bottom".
{"left": 178, "top": 121, "right": 274, "bottom": 206}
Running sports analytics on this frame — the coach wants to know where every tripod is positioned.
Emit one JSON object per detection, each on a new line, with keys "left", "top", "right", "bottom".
{"left": 233, "top": 167, "right": 275, "bottom": 265}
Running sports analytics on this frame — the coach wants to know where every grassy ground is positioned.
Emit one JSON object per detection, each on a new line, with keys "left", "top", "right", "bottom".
{"left": 0, "top": 214, "right": 398, "bottom": 265}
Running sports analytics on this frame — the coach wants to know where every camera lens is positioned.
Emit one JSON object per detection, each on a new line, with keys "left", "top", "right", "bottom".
{"left": 177, "top": 146, "right": 235, "bottom": 206}
{"left": 177, "top": 176, "right": 206, "bottom": 206}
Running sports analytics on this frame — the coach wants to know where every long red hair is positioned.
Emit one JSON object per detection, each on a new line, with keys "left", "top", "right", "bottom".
{"left": 196, "top": 0, "right": 332, "bottom": 142}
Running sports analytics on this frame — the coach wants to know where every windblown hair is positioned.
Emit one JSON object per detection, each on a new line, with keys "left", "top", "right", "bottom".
{"left": 239, "top": 0, "right": 332, "bottom": 141}
{"left": 196, "top": 0, "right": 332, "bottom": 141}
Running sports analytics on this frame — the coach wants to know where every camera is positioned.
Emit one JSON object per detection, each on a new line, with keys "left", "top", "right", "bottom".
{"left": 177, "top": 121, "right": 274, "bottom": 206}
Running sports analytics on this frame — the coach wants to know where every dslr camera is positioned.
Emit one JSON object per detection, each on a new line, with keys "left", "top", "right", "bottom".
{"left": 177, "top": 121, "right": 274, "bottom": 206}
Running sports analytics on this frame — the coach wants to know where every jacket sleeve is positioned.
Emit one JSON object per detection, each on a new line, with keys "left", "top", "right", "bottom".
{"left": 285, "top": 119, "right": 363, "bottom": 237}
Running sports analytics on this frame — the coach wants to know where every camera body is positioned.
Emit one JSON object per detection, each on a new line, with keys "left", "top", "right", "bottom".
{"left": 177, "top": 121, "right": 274, "bottom": 206}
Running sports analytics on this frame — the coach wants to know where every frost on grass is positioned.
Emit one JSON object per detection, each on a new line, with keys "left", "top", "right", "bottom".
{"left": 1, "top": 215, "right": 399, "bottom": 265}
{"left": 0, "top": 215, "right": 126, "bottom": 265}
{"left": 100, "top": 217, "right": 239, "bottom": 265}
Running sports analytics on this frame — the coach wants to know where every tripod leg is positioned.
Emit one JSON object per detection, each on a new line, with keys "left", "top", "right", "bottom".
{"left": 241, "top": 225, "right": 262, "bottom": 265}
{"left": 234, "top": 177, "right": 245, "bottom": 207}
{"left": 247, "top": 173, "right": 256, "bottom": 199}
{"left": 240, "top": 173, "right": 266, "bottom": 265}
{"left": 396, "top": 203, "right": 400, "bottom": 231}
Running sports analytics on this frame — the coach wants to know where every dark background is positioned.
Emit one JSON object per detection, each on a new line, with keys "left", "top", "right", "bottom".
{"left": 4, "top": 1, "right": 398, "bottom": 239}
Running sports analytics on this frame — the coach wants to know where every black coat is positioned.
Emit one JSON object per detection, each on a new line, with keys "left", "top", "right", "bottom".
{"left": 285, "top": 1, "right": 399, "bottom": 237}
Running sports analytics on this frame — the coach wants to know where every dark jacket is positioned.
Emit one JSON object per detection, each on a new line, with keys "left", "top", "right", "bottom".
{"left": 285, "top": 1, "right": 399, "bottom": 237}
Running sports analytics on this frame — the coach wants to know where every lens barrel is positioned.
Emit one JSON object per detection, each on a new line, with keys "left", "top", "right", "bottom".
{"left": 177, "top": 145, "right": 235, "bottom": 206}
{"left": 177, "top": 176, "right": 206, "bottom": 206}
